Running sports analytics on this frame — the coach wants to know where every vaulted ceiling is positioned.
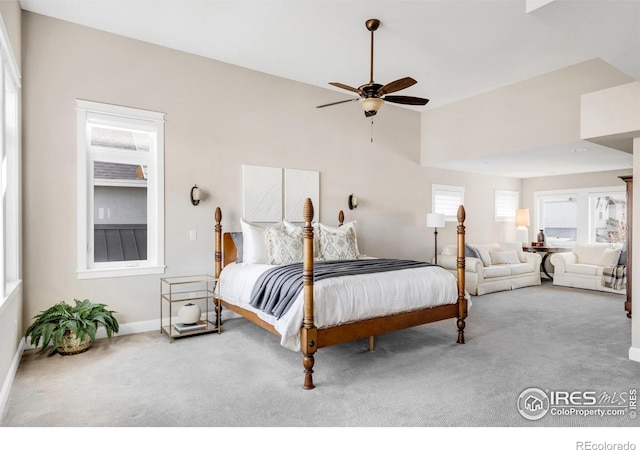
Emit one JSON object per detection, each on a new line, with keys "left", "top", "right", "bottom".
{"left": 18, "top": 0, "right": 640, "bottom": 177}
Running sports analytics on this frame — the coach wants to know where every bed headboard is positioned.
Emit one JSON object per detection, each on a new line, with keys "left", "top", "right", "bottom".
{"left": 222, "top": 233, "right": 237, "bottom": 267}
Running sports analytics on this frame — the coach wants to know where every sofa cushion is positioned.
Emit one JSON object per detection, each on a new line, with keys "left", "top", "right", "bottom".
{"left": 573, "top": 243, "right": 619, "bottom": 266}
{"left": 490, "top": 250, "right": 520, "bottom": 265}
{"left": 498, "top": 242, "right": 526, "bottom": 263}
{"left": 565, "top": 263, "right": 599, "bottom": 276}
{"left": 483, "top": 266, "right": 511, "bottom": 278}
{"left": 509, "top": 263, "right": 535, "bottom": 276}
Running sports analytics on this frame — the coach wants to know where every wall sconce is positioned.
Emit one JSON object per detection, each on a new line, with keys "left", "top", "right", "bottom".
{"left": 190, "top": 185, "right": 201, "bottom": 206}
{"left": 348, "top": 194, "right": 358, "bottom": 210}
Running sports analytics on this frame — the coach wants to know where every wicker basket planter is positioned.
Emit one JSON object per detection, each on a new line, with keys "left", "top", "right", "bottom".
{"left": 57, "top": 332, "right": 93, "bottom": 355}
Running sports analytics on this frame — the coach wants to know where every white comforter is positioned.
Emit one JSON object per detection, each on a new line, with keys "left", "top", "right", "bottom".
{"left": 218, "top": 261, "right": 463, "bottom": 351}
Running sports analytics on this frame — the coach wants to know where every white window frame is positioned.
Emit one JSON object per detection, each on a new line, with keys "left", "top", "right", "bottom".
{"left": 432, "top": 184, "right": 465, "bottom": 222}
{"left": 0, "top": 14, "right": 21, "bottom": 306}
{"left": 534, "top": 186, "right": 625, "bottom": 246}
{"left": 495, "top": 189, "right": 519, "bottom": 222}
{"left": 76, "top": 100, "right": 165, "bottom": 279}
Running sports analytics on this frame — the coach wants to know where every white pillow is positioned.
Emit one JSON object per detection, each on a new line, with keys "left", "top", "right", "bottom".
{"left": 318, "top": 226, "right": 358, "bottom": 260}
{"left": 490, "top": 250, "right": 521, "bottom": 265}
{"left": 498, "top": 242, "right": 526, "bottom": 263}
{"left": 266, "top": 227, "right": 303, "bottom": 265}
{"left": 601, "top": 247, "right": 622, "bottom": 268}
{"left": 318, "top": 221, "right": 360, "bottom": 257}
{"left": 240, "top": 219, "right": 282, "bottom": 264}
{"left": 470, "top": 244, "right": 492, "bottom": 267}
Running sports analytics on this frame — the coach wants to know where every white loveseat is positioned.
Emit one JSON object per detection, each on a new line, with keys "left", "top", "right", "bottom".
{"left": 549, "top": 243, "right": 626, "bottom": 295}
{"left": 436, "top": 242, "right": 542, "bottom": 296}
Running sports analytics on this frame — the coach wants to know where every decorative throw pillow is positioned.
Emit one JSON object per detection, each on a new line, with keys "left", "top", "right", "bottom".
{"left": 490, "top": 250, "right": 521, "bottom": 265}
{"left": 240, "top": 219, "right": 282, "bottom": 264}
{"left": 318, "top": 227, "right": 358, "bottom": 260}
{"left": 318, "top": 221, "right": 360, "bottom": 257}
{"left": 471, "top": 245, "right": 492, "bottom": 267}
{"left": 601, "top": 247, "right": 622, "bottom": 268}
{"left": 230, "top": 232, "right": 243, "bottom": 263}
{"left": 266, "top": 227, "right": 304, "bottom": 265}
{"left": 618, "top": 242, "right": 628, "bottom": 266}
{"left": 283, "top": 219, "right": 320, "bottom": 257}
{"left": 465, "top": 244, "right": 481, "bottom": 259}
{"left": 498, "top": 242, "right": 526, "bottom": 263}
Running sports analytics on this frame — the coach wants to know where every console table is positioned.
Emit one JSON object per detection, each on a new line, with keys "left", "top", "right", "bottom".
{"left": 522, "top": 246, "right": 572, "bottom": 280}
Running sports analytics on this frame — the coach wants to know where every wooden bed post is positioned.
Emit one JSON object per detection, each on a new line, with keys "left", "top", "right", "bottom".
{"left": 214, "top": 207, "right": 222, "bottom": 327}
{"left": 456, "top": 205, "right": 467, "bottom": 344}
{"left": 301, "top": 198, "right": 318, "bottom": 390}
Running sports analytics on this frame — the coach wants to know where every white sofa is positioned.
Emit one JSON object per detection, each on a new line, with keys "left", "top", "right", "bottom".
{"left": 549, "top": 243, "right": 626, "bottom": 295}
{"left": 436, "top": 242, "right": 542, "bottom": 296}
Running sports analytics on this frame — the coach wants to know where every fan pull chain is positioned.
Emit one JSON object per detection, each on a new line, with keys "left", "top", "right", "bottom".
{"left": 370, "top": 118, "right": 374, "bottom": 143}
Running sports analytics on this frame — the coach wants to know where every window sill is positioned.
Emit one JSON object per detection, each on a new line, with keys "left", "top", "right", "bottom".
{"left": 77, "top": 265, "right": 166, "bottom": 280}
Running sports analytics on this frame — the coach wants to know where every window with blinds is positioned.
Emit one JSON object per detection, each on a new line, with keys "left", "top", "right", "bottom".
{"left": 432, "top": 184, "right": 465, "bottom": 221}
{"left": 495, "top": 190, "right": 519, "bottom": 222}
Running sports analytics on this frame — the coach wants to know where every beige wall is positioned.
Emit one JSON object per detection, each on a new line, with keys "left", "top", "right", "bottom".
{"left": 21, "top": 12, "right": 521, "bottom": 329}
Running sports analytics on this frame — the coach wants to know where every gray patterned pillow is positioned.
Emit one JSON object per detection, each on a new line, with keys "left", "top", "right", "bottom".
{"left": 319, "top": 227, "right": 358, "bottom": 260}
{"left": 266, "top": 227, "right": 304, "bottom": 265}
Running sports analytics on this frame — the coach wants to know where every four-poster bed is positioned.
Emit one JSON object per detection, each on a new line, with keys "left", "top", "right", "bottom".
{"left": 213, "top": 198, "right": 467, "bottom": 389}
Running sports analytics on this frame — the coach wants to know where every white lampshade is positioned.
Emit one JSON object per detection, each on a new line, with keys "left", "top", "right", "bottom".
{"left": 426, "top": 213, "right": 445, "bottom": 228}
{"left": 515, "top": 208, "right": 530, "bottom": 227}
{"left": 360, "top": 98, "right": 384, "bottom": 114}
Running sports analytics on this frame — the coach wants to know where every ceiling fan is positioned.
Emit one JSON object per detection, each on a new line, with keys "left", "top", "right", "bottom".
{"left": 316, "top": 18, "right": 429, "bottom": 117}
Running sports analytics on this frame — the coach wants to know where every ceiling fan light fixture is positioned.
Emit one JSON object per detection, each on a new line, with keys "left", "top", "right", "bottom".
{"left": 359, "top": 97, "right": 384, "bottom": 115}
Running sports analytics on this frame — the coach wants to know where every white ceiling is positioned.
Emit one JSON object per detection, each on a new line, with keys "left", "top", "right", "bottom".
{"left": 18, "top": 0, "right": 640, "bottom": 178}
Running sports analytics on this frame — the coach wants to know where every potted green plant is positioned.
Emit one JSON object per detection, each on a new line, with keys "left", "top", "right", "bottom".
{"left": 25, "top": 299, "right": 120, "bottom": 355}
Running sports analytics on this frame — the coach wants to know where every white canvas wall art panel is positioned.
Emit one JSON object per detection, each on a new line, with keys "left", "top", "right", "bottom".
{"left": 284, "top": 168, "right": 319, "bottom": 222}
{"left": 243, "top": 165, "right": 283, "bottom": 222}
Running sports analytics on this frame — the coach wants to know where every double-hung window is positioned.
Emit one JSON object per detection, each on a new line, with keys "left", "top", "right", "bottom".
{"left": 76, "top": 100, "right": 165, "bottom": 279}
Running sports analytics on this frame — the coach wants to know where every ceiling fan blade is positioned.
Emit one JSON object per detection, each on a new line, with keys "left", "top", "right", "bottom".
{"left": 378, "top": 77, "right": 417, "bottom": 96}
{"left": 329, "top": 82, "right": 362, "bottom": 94}
{"left": 383, "top": 95, "right": 429, "bottom": 106}
{"left": 316, "top": 98, "right": 359, "bottom": 108}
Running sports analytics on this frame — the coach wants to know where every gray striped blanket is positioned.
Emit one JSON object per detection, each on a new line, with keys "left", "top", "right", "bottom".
{"left": 250, "top": 259, "right": 435, "bottom": 319}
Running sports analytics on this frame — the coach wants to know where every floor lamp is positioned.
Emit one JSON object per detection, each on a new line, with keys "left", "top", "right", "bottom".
{"left": 427, "top": 213, "right": 446, "bottom": 264}
{"left": 516, "top": 208, "right": 530, "bottom": 245}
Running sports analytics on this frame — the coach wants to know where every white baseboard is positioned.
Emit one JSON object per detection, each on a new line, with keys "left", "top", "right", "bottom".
{"left": 0, "top": 337, "right": 25, "bottom": 420}
{"left": 629, "top": 346, "right": 640, "bottom": 363}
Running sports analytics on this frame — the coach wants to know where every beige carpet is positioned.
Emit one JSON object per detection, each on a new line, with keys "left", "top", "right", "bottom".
{"left": 2, "top": 282, "right": 639, "bottom": 445}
